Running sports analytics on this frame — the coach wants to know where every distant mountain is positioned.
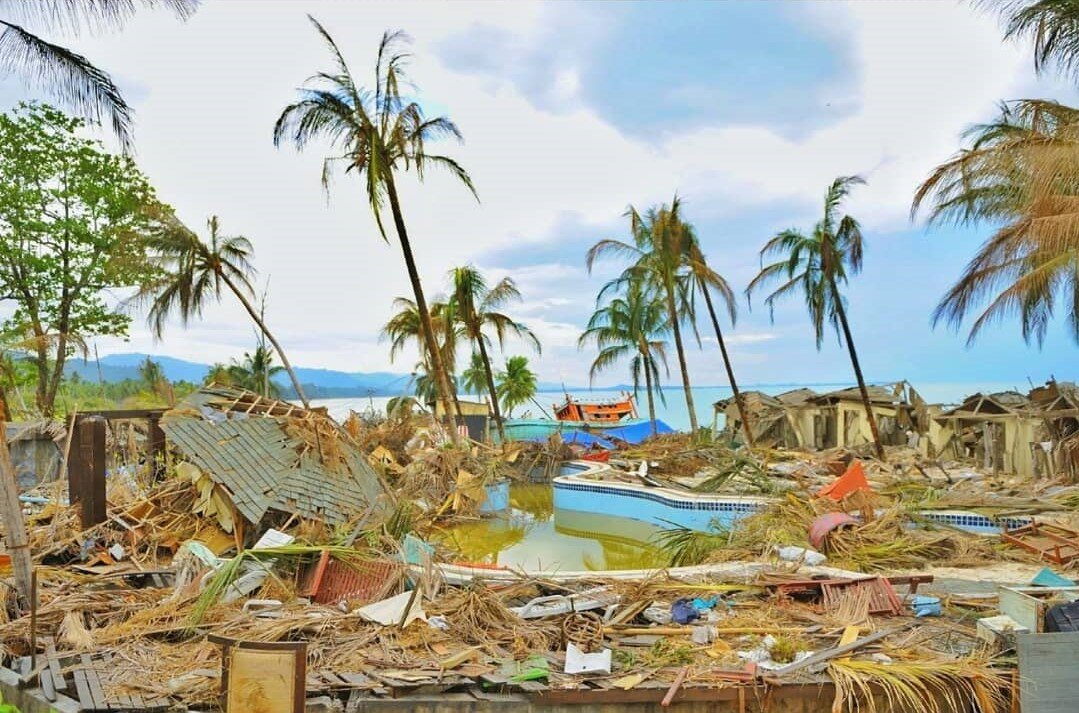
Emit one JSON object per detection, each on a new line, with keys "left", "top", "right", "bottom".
{"left": 63, "top": 352, "right": 415, "bottom": 397}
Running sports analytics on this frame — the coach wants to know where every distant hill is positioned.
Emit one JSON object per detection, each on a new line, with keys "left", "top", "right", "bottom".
{"left": 64, "top": 352, "right": 415, "bottom": 397}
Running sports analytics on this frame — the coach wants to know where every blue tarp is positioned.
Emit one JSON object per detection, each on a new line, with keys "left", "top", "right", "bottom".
{"left": 602, "top": 419, "right": 675, "bottom": 445}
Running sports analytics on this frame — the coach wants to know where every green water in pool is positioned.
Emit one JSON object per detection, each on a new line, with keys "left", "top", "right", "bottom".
{"left": 436, "top": 483, "right": 668, "bottom": 571}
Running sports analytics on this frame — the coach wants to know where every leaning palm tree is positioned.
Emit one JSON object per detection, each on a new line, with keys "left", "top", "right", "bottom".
{"left": 578, "top": 279, "right": 669, "bottom": 435}
{"left": 587, "top": 197, "right": 703, "bottom": 432}
{"left": 913, "top": 99, "right": 1079, "bottom": 346}
{"left": 0, "top": 1, "right": 197, "bottom": 150}
{"left": 136, "top": 215, "right": 310, "bottom": 407}
{"left": 274, "top": 19, "right": 476, "bottom": 426}
{"left": 449, "top": 265, "right": 539, "bottom": 443}
{"left": 747, "top": 176, "right": 885, "bottom": 459}
{"left": 687, "top": 243, "right": 754, "bottom": 446}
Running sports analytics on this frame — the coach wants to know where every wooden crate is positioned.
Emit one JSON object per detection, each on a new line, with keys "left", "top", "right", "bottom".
{"left": 999, "top": 586, "right": 1079, "bottom": 633}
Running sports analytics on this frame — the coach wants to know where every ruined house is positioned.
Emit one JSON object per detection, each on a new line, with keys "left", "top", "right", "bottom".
{"left": 714, "top": 383, "right": 931, "bottom": 452}
{"left": 934, "top": 391, "right": 1038, "bottom": 476}
{"left": 1028, "top": 380, "right": 1079, "bottom": 479}
{"left": 713, "top": 388, "right": 818, "bottom": 448}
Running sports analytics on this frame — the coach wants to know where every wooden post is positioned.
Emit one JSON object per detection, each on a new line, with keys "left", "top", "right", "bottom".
{"left": 0, "top": 420, "right": 32, "bottom": 607}
{"left": 148, "top": 414, "right": 166, "bottom": 479}
{"left": 74, "top": 417, "right": 106, "bottom": 529}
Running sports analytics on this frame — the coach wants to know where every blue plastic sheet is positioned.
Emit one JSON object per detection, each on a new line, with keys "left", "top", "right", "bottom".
{"left": 602, "top": 420, "right": 675, "bottom": 445}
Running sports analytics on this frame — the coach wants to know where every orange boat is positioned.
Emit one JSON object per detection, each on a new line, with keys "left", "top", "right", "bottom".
{"left": 553, "top": 393, "right": 638, "bottom": 424}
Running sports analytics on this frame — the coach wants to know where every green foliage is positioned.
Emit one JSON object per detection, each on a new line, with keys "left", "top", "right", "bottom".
{"left": 495, "top": 356, "right": 537, "bottom": 417}
{"left": 382, "top": 297, "right": 462, "bottom": 391}
{"left": 0, "top": 103, "right": 166, "bottom": 414}
{"left": 460, "top": 352, "right": 487, "bottom": 396}
{"left": 914, "top": 99, "right": 1079, "bottom": 345}
{"left": 747, "top": 175, "right": 866, "bottom": 348}
{"left": 226, "top": 345, "right": 284, "bottom": 397}
{"left": 578, "top": 277, "right": 669, "bottom": 422}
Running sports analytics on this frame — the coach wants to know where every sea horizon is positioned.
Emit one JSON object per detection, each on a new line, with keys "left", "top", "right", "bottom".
{"left": 311, "top": 379, "right": 1036, "bottom": 432}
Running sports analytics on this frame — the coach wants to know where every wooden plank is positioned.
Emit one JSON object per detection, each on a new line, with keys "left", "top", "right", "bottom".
{"left": 44, "top": 639, "right": 66, "bottom": 691}
{"left": 1018, "top": 632, "right": 1079, "bottom": 713}
{"left": 72, "top": 665, "right": 95, "bottom": 710}
{"left": 80, "top": 654, "right": 108, "bottom": 711}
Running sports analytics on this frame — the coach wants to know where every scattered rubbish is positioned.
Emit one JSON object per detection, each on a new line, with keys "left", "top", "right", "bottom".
{"left": 911, "top": 595, "right": 942, "bottom": 617}
{"left": 817, "top": 460, "right": 870, "bottom": 501}
{"left": 775, "top": 545, "right": 827, "bottom": 566}
{"left": 670, "top": 598, "right": 700, "bottom": 624}
{"left": 1045, "top": 601, "right": 1079, "bottom": 632}
{"left": 356, "top": 590, "right": 426, "bottom": 627}
{"left": 564, "top": 643, "right": 611, "bottom": 675}
{"left": 807, "top": 513, "right": 858, "bottom": 550}
{"left": 1031, "top": 566, "right": 1076, "bottom": 588}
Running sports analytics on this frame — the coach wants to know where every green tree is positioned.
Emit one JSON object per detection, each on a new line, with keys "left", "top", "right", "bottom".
{"left": 460, "top": 352, "right": 487, "bottom": 396}
{"left": 587, "top": 197, "right": 703, "bottom": 432}
{"left": 913, "top": 99, "right": 1079, "bottom": 345}
{"left": 136, "top": 215, "right": 310, "bottom": 407}
{"left": 138, "top": 356, "right": 164, "bottom": 391}
{"left": 382, "top": 296, "right": 462, "bottom": 409}
{"left": 227, "top": 346, "right": 284, "bottom": 398}
{"left": 204, "top": 362, "right": 234, "bottom": 387}
{"left": 495, "top": 355, "right": 538, "bottom": 417}
{"left": 0, "top": 1, "right": 196, "bottom": 150}
{"left": 449, "top": 265, "right": 539, "bottom": 443}
{"left": 0, "top": 103, "right": 164, "bottom": 416}
{"left": 747, "top": 176, "right": 885, "bottom": 459}
{"left": 578, "top": 279, "right": 669, "bottom": 435}
{"left": 274, "top": 20, "right": 477, "bottom": 428}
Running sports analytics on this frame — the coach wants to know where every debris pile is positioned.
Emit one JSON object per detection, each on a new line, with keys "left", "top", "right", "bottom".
{"left": 1, "top": 385, "right": 1078, "bottom": 710}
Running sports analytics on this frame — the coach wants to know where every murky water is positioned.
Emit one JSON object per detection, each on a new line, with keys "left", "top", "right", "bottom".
{"left": 436, "top": 483, "right": 667, "bottom": 572}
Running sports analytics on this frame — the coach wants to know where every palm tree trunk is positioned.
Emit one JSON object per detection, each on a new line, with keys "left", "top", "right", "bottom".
{"left": 384, "top": 178, "right": 462, "bottom": 431}
{"left": 830, "top": 281, "right": 885, "bottom": 459}
{"left": 642, "top": 350, "right": 657, "bottom": 437}
{"left": 664, "top": 284, "right": 699, "bottom": 433}
{"left": 700, "top": 285, "right": 754, "bottom": 447}
{"left": 0, "top": 410, "right": 31, "bottom": 608}
{"left": 475, "top": 337, "right": 507, "bottom": 445}
{"left": 219, "top": 274, "right": 310, "bottom": 409}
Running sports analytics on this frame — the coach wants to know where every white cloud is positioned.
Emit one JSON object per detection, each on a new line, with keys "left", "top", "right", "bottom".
{"left": 32, "top": 0, "right": 1052, "bottom": 381}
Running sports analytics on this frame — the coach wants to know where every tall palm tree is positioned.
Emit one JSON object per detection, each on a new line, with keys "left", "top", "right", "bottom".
{"left": 747, "top": 176, "right": 885, "bottom": 459}
{"left": 136, "top": 215, "right": 310, "bottom": 407}
{"left": 204, "top": 362, "right": 234, "bottom": 387}
{"left": 687, "top": 243, "right": 754, "bottom": 446}
{"left": 496, "top": 356, "right": 537, "bottom": 418}
{"left": 913, "top": 99, "right": 1079, "bottom": 345}
{"left": 578, "top": 279, "right": 669, "bottom": 435}
{"left": 449, "top": 265, "right": 539, "bottom": 443}
{"left": 587, "top": 197, "right": 703, "bottom": 432}
{"left": 0, "top": 1, "right": 197, "bottom": 150}
{"left": 274, "top": 19, "right": 477, "bottom": 427}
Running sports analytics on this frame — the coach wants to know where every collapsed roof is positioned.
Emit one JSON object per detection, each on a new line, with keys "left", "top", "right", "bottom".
{"left": 161, "top": 387, "right": 391, "bottom": 526}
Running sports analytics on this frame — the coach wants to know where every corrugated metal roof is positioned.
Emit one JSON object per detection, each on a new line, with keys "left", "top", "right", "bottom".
{"left": 162, "top": 413, "right": 387, "bottom": 525}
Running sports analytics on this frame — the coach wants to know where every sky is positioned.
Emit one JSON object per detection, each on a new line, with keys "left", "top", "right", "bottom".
{"left": 7, "top": 0, "right": 1078, "bottom": 389}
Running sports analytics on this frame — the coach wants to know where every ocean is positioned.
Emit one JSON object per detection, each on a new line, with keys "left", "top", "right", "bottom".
{"left": 310, "top": 380, "right": 1029, "bottom": 431}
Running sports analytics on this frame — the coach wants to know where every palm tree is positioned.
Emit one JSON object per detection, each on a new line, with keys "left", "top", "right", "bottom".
{"left": 0, "top": 1, "right": 197, "bottom": 150}
{"left": 578, "top": 279, "right": 669, "bottom": 435}
{"left": 913, "top": 99, "right": 1079, "bottom": 346}
{"left": 496, "top": 356, "right": 537, "bottom": 417}
{"left": 687, "top": 243, "right": 754, "bottom": 446}
{"left": 460, "top": 352, "right": 487, "bottom": 396}
{"left": 137, "top": 357, "right": 165, "bottom": 392}
{"left": 449, "top": 265, "right": 539, "bottom": 443}
{"left": 382, "top": 296, "right": 462, "bottom": 410}
{"left": 747, "top": 176, "right": 885, "bottom": 459}
{"left": 136, "top": 215, "right": 310, "bottom": 407}
{"left": 979, "top": 0, "right": 1079, "bottom": 81}
{"left": 587, "top": 197, "right": 703, "bottom": 432}
{"left": 228, "top": 346, "right": 284, "bottom": 397}
{"left": 274, "top": 19, "right": 477, "bottom": 427}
